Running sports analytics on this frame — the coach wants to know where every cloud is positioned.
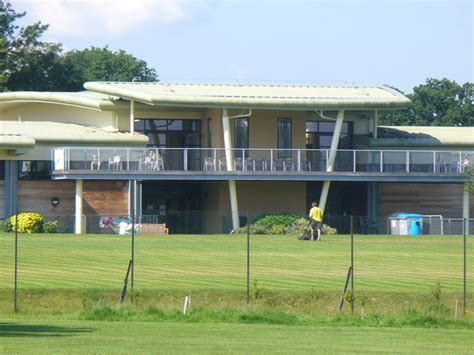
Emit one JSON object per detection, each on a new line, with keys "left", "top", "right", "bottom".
{"left": 17, "top": 0, "right": 204, "bottom": 37}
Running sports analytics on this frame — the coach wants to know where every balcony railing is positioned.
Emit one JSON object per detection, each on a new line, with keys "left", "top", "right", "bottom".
{"left": 52, "top": 147, "right": 473, "bottom": 175}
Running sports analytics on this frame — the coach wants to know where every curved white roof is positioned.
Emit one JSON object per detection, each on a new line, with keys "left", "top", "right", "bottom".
{"left": 0, "top": 91, "right": 126, "bottom": 111}
{"left": 84, "top": 82, "right": 410, "bottom": 110}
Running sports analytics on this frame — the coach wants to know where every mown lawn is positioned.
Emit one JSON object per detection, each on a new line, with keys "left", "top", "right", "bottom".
{"left": 0, "top": 233, "right": 472, "bottom": 315}
{"left": 1, "top": 319, "right": 473, "bottom": 354}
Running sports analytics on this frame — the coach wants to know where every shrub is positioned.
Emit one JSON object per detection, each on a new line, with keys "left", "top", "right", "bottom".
{"left": 43, "top": 220, "right": 59, "bottom": 233}
{"left": 254, "top": 214, "right": 300, "bottom": 230}
{"left": 9, "top": 212, "right": 44, "bottom": 233}
{"left": 321, "top": 224, "right": 337, "bottom": 235}
{"left": 270, "top": 224, "right": 286, "bottom": 235}
{"left": 0, "top": 218, "right": 12, "bottom": 232}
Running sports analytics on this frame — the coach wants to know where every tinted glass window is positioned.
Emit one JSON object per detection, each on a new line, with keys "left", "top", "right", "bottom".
{"left": 234, "top": 118, "right": 249, "bottom": 149}
{"left": 19, "top": 161, "right": 52, "bottom": 180}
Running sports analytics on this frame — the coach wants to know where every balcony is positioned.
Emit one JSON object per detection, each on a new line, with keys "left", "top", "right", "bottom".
{"left": 52, "top": 147, "right": 473, "bottom": 182}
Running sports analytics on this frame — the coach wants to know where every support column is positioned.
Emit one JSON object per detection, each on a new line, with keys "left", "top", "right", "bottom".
{"left": 4, "top": 160, "right": 18, "bottom": 217}
{"left": 75, "top": 179, "right": 83, "bottom": 234}
{"left": 319, "top": 110, "right": 345, "bottom": 213}
{"left": 130, "top": 100, "right": 135, "bottom": 135}
{"left": 222, "top": 108, "right": 239, "bottom": 231}
{"left": 463, "top": 186, "right": 470, "bottom": 233}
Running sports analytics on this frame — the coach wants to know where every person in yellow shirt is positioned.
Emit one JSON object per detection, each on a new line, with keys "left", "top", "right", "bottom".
{"left": 308, "top": 201, "right": 323, "bottom": 241}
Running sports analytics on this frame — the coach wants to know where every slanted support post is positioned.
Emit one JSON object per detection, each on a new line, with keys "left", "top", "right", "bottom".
{"left": 75, "top": 179, "right": 83, "bottom": 234}
{"left": 130, "top": 100, "right": 135, "bottom": 135}
{"left": 319, "top": 110, "right": 345, "bottom": 213}
{"left": 222, "top": 108, "right": 239, "bottom": 231}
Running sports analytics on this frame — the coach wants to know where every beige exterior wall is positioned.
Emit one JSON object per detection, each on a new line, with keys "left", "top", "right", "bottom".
{"left": 0, "top": 103, "right": 116, "bottom": 130}
{"left": 200, "top": 180, "right": 306, "bottom": 232}
{"left": 206, "top": 180, "right": 306, "bottom": 214}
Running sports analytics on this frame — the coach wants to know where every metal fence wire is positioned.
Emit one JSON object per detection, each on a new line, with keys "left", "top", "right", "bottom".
{"left": 0, "top": 205, "right": 471, "bottom": 318}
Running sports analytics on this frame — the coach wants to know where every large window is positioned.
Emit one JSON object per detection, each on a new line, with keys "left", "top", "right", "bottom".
{"left": 135, "top": 119, "right": 201, "bottom": 148}
{"left": 277, "top": 118, "right": 292, "bottom": 158}
{"left": 0, "top": 160, "right": 4, "bottom": 180}
{"left": 234, "top": 117, "right": 249, "bottom": 153}
{"left": 305, "top": 121, "right": 353, "bottom": 149}
{"left": 18, "top": 161, "right": 52, "bottom": 180}
{"left": 207, "top": 118, "right": 212, "bottom": 148}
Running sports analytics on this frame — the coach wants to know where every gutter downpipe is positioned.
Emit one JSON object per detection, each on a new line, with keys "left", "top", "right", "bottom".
{"left": 318, "top": 110, "right": 345, "bottom": 213}
{"left": 222, "top": 109, "right": 252, "bottom": 231}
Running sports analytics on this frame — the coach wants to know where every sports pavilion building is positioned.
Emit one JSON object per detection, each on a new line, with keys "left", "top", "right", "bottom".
{"left": 0, "top": 82, "right": 472, "bottom": 234}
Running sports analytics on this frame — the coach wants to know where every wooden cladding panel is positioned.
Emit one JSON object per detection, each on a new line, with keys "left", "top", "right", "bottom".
{"left": 379, "top": 183, "right": 472, "bottom": 218}
{"left": 83, "top": 180, "right": 128, "bottom": 216}
{"left": 18, "top": 180, "right": 75, "bottom": 214}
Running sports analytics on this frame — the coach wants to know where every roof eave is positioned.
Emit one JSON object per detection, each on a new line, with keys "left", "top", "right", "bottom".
{"left": 0, "top": 92, "right": 124, "bottom": 111}
{"left": 84, "top": 82, "right": 410, "bottom": 110}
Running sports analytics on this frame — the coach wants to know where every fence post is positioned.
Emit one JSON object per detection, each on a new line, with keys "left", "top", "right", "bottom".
{"left": 350, "top": 215, "right": 354, "bottom": 314}
{"left": 246, "top": 210, "right": 250, "bottom": 305}
{"left": 464, "top": 217, "right": 467, "bottom": 316}
{"left": 131, "top": 180, "right": 135, "bottom": 293}
{"left": 14, "top": 207, "right": 18, "bottom": 312}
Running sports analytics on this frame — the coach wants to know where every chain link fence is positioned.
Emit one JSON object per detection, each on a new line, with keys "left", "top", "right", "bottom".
{"left": 0, "top": 205, "right": 472, "bottom": 318}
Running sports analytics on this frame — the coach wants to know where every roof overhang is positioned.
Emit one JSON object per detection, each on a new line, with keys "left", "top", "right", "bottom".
{"left": 0, "top": 91, "right": 129, "bottom": 111}
{"left": 83, "top": 82, "right": 411, "bottom": 110}
{"left": 0, "top": 121, "right": 148, "bottom": 155}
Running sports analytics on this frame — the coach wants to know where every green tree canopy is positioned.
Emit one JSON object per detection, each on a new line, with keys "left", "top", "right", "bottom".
{"left": 0, "top": 0, "right": 158, "bottom": 91}
{"left": 59, "top": 47, "right": 158, "bottom": 91}
{"left": 380, "top": 78, "right": 474, "bottom": 127}
{"left": 0, "top": 0, "right": 63, "bottom": 91}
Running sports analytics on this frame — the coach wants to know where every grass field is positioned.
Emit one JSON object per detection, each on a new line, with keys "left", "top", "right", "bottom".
{"left": 1, "top": 319, "right": 473, "bottom": 354}
{"left": 0, "top": 233, "right": 472, "bottom": 316}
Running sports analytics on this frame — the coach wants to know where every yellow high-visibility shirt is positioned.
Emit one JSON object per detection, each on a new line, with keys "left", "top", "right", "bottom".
{"left": 309, "top": 207, "right": 323, "bottom": 222}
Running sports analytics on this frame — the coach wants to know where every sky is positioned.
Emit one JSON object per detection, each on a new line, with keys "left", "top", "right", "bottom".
{"left": 13, "top": 0, "right": 474, "bottom": 93}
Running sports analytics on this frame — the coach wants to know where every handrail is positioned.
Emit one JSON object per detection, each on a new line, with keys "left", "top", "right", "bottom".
{"left": 52, "top": 147, "right": 473, "bottom": 175}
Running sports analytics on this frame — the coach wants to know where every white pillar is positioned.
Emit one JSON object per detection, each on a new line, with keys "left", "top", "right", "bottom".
{"left": 463, "top": 186, "right": 470, "bottom": 233}
{"left": 75, "top": 179, "right": 83, "bottom": 234}
{"left": 222, "top": 108, "right": 239, "bottom": 230}
{"left": 222, "top": 109, "right": 234, "bottom": 170}
{"left": 130, "top": 100, "right": 135, "bottom": 135}
{"left": 319, "top": 110, "right": 345, "bottom": 213}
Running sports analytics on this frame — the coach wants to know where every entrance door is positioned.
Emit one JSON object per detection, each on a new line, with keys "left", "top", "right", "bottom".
{"left": 141, "top": 182, "right": 202, "bottom": 233}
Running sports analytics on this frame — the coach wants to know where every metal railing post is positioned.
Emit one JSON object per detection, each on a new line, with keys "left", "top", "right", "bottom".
{"left": 406, "top": 151, "right": 410, "bottom": 173}
{"left": 213, "top": 148, "right": 217, "bottom": 171}
{"left": 270, "top": 149, "right": 274, "bottom": 171}
{"left": 380, "top": 150, "right": 383, "bottom": 172}
{"left": 297, "top": 149, "right": 301, "bottom": 172}
{"left": 183, "top": 149, "right": 188, "bottom": 171}
{"left": 353, "top": 150, "right": 356, "bottom": 172}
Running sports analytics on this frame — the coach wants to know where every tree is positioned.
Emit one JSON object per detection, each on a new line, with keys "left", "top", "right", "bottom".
{"left": 58, "top": 47, "right": 158, "bottom": 91}
{"left": 379, "top": 78, "right": 474, "bottom": 127}
{"left": 0, "top": 1, "right": 158, "bottom": 91}
{"left": 0, "top": 0, "right": 64, "bottom": 91}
